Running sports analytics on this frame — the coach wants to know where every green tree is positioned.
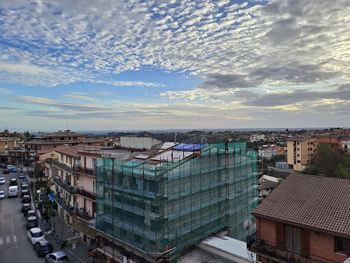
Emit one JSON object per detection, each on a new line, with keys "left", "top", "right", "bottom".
{"left": 312, "top": 144, "right": 350, "bottom": 178}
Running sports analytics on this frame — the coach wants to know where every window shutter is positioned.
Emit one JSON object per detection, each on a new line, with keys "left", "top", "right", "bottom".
{"left": 301, "top": 229, "right": 310, "bottom": 258}
{"left": 276, "top": 222, "right": 285, "bottom": 250}
{"left": 347, "top": 239, "right": 350, "bottom": 257}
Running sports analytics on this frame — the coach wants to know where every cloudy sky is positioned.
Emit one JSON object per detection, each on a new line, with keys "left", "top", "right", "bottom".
{"left": 0, "top": 0, "right": 349, "bottom": 131}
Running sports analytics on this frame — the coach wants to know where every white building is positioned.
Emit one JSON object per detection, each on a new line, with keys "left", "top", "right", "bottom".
{"left": 341, "top": 140, "right": 350, "bottom": 151}
{"left": 250, "top": 134, "right": 266, "bottom": 143}
{"left": 179, "top": 236, "right": 255, "bottom": 263}
{"left": 120, "top": 136, "right": 161, "bottom": 150}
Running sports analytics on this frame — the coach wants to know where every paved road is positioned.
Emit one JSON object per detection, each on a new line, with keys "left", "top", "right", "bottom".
{"left": 0, "top": 168, "right": 45, "bottom": 263}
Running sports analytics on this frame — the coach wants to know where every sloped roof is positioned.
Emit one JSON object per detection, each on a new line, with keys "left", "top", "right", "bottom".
{"left": 253, "top": 174, "right": 350, "bottom": 237}
{"left": 55, "top": 145, "right": 81, "bottom": 157}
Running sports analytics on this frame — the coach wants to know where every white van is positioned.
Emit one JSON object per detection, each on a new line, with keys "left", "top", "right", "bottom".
{"left": 8, "top": 186, "right": 18, "bottom": 197}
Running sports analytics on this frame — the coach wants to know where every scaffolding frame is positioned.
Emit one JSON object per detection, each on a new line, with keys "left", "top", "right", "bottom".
{"left": 96, "top": 142, "right": 258, "bottom": 262}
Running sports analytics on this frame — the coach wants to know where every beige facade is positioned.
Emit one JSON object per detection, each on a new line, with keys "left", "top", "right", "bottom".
{"left": 0, "top": 137, "right": 20, "bottom": 153}
{"left": 45, "top": 145, "right": 98, "bottom": 242}
{"left": 287, "top": 137, "right": 318, "bottom": 171}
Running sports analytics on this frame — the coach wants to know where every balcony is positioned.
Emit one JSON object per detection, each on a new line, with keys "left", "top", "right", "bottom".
{"left": 73, "top": 166, "right": 95, "bottom": 177}
{"left": 75, "top": 208, "right": 94, "bottom": 222}
{"left": 75, "top": 187, "right": 96, "bottom": 201}
{"left": 247, "top": 234, "right": 340, "bottom": 263}
{"left": 55, "top": 196, "right": 74, "bottom": 215}
{"left": 51, "top": 159, "right": 73, "bottom": 174}
{"left": 53, "top": 177, "right": 76, "bottom": 194}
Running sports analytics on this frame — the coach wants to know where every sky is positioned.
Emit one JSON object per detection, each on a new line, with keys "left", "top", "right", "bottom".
{"left": 0, "top": 0, "right": 349, "bottom": 131}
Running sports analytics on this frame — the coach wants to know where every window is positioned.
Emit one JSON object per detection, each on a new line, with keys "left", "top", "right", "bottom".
{"left": 285, "top": 226, "right": 301, "bottom": 252}
{"left": 335, "top": 237, "right": 347, "bottom": 254}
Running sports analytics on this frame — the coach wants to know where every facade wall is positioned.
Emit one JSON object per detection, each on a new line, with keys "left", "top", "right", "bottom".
{"left": 256, "top": 217, "right": 349, "bottom": 263}
{"left": 77, "top": 173, "right": 95, "bottom": 194}
{"left": 80, "top": 155, "right": 95, "bottom": 170}
{"left": 0, "top": 138, "right": 19, "bottom": 153}
{"left": 120, "top": 136, "right": 161, "bottom": 150}
{"left": 287, "top": 138, "right": 318, "bottom": 171}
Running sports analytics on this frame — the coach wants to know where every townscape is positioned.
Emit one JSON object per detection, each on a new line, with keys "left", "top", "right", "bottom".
{"left": 0, "top": 128, "right": 350, "bottom": 262}
{"left": 1, "top": 0, "right": 350, "bottom": 263}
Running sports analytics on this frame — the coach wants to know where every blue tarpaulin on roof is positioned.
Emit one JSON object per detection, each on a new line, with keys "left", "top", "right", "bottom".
{"left": 173, "top": 143, "right": 204, "bottom": 151}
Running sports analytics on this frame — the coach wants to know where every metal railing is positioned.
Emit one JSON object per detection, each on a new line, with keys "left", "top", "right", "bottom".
{"left": 73, "top": 166, "right": 95, "bottom": 176}
{"left": 247, "top": 233, "right": 341, "bottom": 263}
{"left": 75, "top": 187, "right": 96, "bottom": 200}
{"left": 75, "top": 209, "right": 94, "bottom": 221}
{"left": 55, "top": 196, "right": 74, "bottom": 215}
{"left": 51, "top": 159, "right": 73, "bottom": 174}
{"left": 53, "top": 177, "right": 75, "bottom": 194}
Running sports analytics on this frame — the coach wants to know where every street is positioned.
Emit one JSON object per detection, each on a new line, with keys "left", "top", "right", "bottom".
{"left": 0, "top": 168, "right": 44, "bottom": 263}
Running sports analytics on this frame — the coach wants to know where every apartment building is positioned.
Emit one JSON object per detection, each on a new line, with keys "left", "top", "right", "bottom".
{"left": 287, "top": 137, "right": 318, "bottom": 171}
{"left": 249, "top": 175, "right": 350, "bottom": 263}
{"left": 50, "top": 145, "right": 81, "bottom": 224}
{"left": 45, "top": 145, "right": 105, "bottom": 244}
{"left": 72, "top": 147, "right": 100, "bottom": 244}
{"left": 25, "top": 130, "right": 103, "bottom": 156}
{"left": 95, "top": 142, "right": 258, "bottom": 262}
{"left": 0, "top": 136, "right": 21, "bottom": 153}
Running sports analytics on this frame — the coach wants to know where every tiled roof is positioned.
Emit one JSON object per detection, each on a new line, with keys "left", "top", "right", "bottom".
{"left": 286, "top": 137, "right": 315, "bottom": 142}
{"left": 253, "top": 174, "right": 350, "bottom": 237}
{"left": 55, "top": 145, "right": 81, "bottom": 157}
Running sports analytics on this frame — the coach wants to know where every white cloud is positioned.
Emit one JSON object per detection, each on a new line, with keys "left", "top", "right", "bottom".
{"left": 1, "top": 0, "right": 350, "bottom": 128}
{"left": 64, "top": 94, "right": 96, "bottom": 101}
{"left": 0, "top": 87, "right": 12, "bottom": 94}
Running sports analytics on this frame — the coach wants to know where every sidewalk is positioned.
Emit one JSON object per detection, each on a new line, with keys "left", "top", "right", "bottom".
{"left": 39, "top": 215, "right": 104, "bottom": 263}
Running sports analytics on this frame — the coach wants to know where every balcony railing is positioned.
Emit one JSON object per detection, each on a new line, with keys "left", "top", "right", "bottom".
{"left": 55, "top": 196, "right": 74, "bottom": 215}
{"left": 75, "top": 188, "right": 96, "bottom": 200}
{"left": 53, "top": 177, "right": 76, "bottom": 194}
{"left": 247, "top": 234, "right": 340, "bottom": 263}
{"left": 51, "top": 159, "right": 73, "bottom": 174}
{"left": 73, "top": 166, "right": 95, "bottom": 177}
{"left": 75, "top": 209, "right": 94, "bottom": 221}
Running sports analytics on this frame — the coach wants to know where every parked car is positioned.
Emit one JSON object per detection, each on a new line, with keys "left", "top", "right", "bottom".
{"left": 0, "top": 177, "right": 5, "bottom": 184}
{"left": 34, "top": 239, "right": 53, "bottom": 257}
{"left": 3, "top": 169, "right": 10, "bottom": 174}
{"left": 25, "top": 210, "right": 36, "bottom": 219}
{"left": 0, "top": 191, "right": 5, "bottom": 199}
{"left": 45, "top": 251, "right": 69, "bottom": 263}
{"left": 10, "top": 167, "right": 17, "bottom": 173}
{"left": 18, "top": 173, "right": 25, "bottom": 180}
{"left": 22, "top": 203, "right": 31, "bottom": 213}
{"left": 21, "top": 189, "right": 29, "bottom": 197}
{"left": 21, "top": 181, "right": 29, "bottom": 188}
{"left": 26, "top": 216, "right": 38, "bottom": 229}
{"left": 8, "top": 185, "right": 18, "bottom": 198}
{"left": 22, "top": 195, "right": 31, "bottom": 203}
{"left": 9, "top": 178, "right": 18, "bottom": 186}
{"left": 27, "top": 227, "right": 44, "bottom": 245}
{"left": 0, "top": 163, "right": 7, "bottom": 168}
{"left": 6, "top": 165, "right": 14, "bottom": 170}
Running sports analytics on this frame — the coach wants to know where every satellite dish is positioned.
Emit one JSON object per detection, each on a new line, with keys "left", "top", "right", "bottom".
{"left": 243, "top": 219, "right": 253, "bottom": 231}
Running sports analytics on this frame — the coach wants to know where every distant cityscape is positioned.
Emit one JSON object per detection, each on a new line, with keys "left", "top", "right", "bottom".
{"left": 0, "top": 128, "right": 349, "bottom": 262}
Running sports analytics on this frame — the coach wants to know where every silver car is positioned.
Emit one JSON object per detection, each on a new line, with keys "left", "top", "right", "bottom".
{"left": 45, "top": 251, "right": 69, "bottom": 263}
{"left": 0, "top": 190, "right": 5, "bottom": 199}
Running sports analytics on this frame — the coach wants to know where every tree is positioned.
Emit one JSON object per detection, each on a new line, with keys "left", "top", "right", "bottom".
{"left": 311, "top": 144, "right": 350, "bottom": 178}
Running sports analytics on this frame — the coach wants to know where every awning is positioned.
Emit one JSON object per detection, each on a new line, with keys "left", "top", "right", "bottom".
{"left": 72, "top": 221, "right": 97, "bottom": 239}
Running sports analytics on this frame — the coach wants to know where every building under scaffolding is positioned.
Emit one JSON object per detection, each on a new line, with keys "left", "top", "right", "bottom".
{"left": 96, "top": 142, "right": 258, "bottom": 262}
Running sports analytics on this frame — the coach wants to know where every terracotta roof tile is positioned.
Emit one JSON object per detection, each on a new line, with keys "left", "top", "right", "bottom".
{"left": 253, "top": 174, "right": 350, "bottom": 237}
{"left": 55, "top": 145, "right": 82, "bottom": 157}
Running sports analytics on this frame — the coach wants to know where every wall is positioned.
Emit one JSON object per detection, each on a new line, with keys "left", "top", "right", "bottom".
{"left": 257, "top": 218, "right": 276, "bottom": 243}
{"left": 77, "top": 173, "right": 95, "bottom": 194}
{"left": 309, "top": 231, "right": 348, "bottom": 263}
{"left": 80, "top": 155, "right": 95, "bottom": 170}
{"left": 256, "top": 217, "right": 349, "bottom": 263}
{"left": 120, "top": 136, "right": 160, "bottom": 150}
